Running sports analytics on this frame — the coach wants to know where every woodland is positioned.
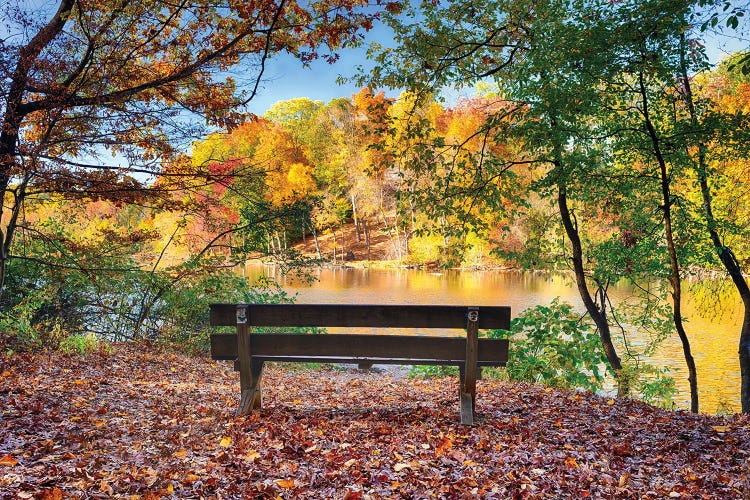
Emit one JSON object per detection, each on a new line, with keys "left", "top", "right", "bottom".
{"left": 3, "top": 0, "right": 750, "bottom": 495}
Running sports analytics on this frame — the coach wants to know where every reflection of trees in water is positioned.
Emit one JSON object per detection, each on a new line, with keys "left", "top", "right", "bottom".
{"left": 688, "top": 277, "right": 744, "bottom": 324}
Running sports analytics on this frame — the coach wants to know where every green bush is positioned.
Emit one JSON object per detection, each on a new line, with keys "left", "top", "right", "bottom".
{"left": 487, "top": 298, "right": 610, "bottom": 392}
{"left": 409, "top": 364, "right": 458, "bottom": 378}
{"left": 59, "top": 332, "right": 108, "bottom": 355}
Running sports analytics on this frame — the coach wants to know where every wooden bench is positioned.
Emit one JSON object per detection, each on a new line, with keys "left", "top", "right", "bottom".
{"left": 209, "top": 304, "right": 510, "bottom": 424}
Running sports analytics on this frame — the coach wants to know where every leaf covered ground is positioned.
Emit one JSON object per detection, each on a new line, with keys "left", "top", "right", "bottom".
{"left": 1, "top": 344, "right": 749, "bottom": 499}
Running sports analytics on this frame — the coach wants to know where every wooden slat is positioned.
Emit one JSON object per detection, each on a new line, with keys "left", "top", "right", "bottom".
{"left": 210, "top": 334, "right": 508, "bottom": 365}
{"left": 209, "top": 304, "right": 510, "bottom": 330}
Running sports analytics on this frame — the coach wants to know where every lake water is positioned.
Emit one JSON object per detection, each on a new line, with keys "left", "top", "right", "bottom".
{"left": 244, "top": 264, "right": 743, "bottom": 414}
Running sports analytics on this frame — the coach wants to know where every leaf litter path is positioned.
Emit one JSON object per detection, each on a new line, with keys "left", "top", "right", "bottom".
{"left": 1, "top": 344, "right": 749, "bottom": 499}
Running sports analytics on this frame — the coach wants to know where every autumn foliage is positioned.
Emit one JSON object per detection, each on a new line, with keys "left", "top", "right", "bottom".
{"left": 1, "top": 344, "right": 749, "bottom": 498}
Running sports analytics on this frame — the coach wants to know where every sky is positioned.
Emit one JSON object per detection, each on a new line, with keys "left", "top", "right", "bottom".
{"left": 241, "top": 14, "right": 749, "bottom": 117}
{"left": 242, "top": 21, "right": 395, "bottom": 116}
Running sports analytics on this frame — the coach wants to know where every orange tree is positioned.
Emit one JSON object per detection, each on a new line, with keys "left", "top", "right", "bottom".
{"left": 0, "top": 0, "right": 385, "bottom": 301}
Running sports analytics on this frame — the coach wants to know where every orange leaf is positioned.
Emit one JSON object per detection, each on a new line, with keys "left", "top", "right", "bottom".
{"left": 564, "top": 457, "right": 579, "bottom": 469}
{"left": 184, "top": 473, "right": 200, "bottom": 484}
{"left": 276, "top": 478, "right": 295, "bottom": 489}
{"left": 0, "top": 454, "right": 18, "bottom": 466}
{"left": 39, "top": 488, "right": 63, "bottom": 500}
{"left": 173, "top": 449, "right": 188, "bottom": 458}
{"left": 435, "top": 436, "right": 453, "bottom": 456}
{"left": 219, "top": 436, "right": 232, "bottom": 448}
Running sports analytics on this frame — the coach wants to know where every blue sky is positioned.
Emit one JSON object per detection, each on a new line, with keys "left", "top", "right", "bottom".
{"left": 243, "top": 16, "right": 748, "bottom": 117}
{"left": 242, "top": 21, "right": 395, "bottom": 116}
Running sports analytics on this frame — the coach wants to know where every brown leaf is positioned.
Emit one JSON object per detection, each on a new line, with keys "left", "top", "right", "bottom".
{"left": 39, "top": 488, "right": 63, "bottom": 500}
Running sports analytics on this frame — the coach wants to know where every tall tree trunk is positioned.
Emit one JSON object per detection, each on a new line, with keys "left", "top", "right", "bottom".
{"left": 311, "top": 222, "right": 322, "bottom": 260}
{"left": 639, "top": 69, "right": 699, "bottom": 413}
{"left": 0, "top": 0, "right": 76, "bottom": 305}
{"left": 363, "top": 218, "right": 371, "bottom": 261}
{"left": 266, "top": 230, "right": 273, "bottom": 254}
{"left": 351, "top": 194, "right": 362, "bottom": 242}
{"left": 332, "top": 230, "right": 337, "bottom": 263}
{"left": 557, "top": 183, "right": 625, "bottom": 392}
{"left": 549, "top": 112, "right": 625, "bottom": 393}
{"left": 680, "top": 36, "right": 750, "bottom": 412}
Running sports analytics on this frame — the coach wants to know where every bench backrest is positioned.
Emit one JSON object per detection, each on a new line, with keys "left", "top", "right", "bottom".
{"left": 209, "top": 303, "right": 511, "bottom": 329}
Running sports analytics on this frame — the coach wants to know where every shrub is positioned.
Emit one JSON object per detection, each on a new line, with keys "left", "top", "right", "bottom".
{"left": 59, "top": 332, "right": 107, "bottom": 355}
{"left": 486, "top": 298, "right": 610, "bottom": 392}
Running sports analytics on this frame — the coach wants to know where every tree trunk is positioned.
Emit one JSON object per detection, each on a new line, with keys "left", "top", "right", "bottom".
{"left": 679, "top": 37, "right": 750, "bottom": 412}
{"left": 351, "top": 194, "right": 362, "bottom": 242}
{"left": 332, "top": 230, "right": 337, "bottom": 263}
{"left": 311, "top": 223, "right": 322, "bottom": 260}
{"left": 557, "top": 183, "right": 625, "bottom": 389}
{"left": 639, "top": 69, "right": 698, "bottom": 412}
{"left": 363, "top": 218, "right": 371, "bottom": 261}
{"left": 0, "top": 0, "right": 77, "bottom": 305}
{"left": 548, "top": 110, "right": 625, "bottom": 393}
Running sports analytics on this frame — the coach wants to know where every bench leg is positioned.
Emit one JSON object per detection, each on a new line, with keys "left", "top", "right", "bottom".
{"left": 461, "top": 307, "right": 479, "bottom": 425}
{"left": 236, "top": 305, "right": 263, "bottom": 416}
{"left": 459, "top": 364, "right": 475, "bottom": 425}
{"left": 238, "top": 359, "right": 264, "bottom": 416}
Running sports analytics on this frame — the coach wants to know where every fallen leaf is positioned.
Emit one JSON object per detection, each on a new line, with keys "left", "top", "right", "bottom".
{"left": 711, "top": 426, "right": 728, "bottom": 433}
{"left": 343, "top": 489, "right": 362, "bottom": 500}
{"left": 219, "top": 436, "right": 232, "bottom": 448}
{"left": 0, "top": 454, "right": 18, "bottom": 466}
{"left": 344, "top": 458, "right": 357, "bottom": 467}
{"left": 276, "top": 478, "right": 295, "bottom": 489}
{"left": 435, "top": 437, "right": 453, "bottom": 456}
{"left": 606, "top": 399, "right": 615, "bottom": 406}
{"left": 39, "top": 488, "right": 63, "bottom": 500}
{"left": 99, "top": 479, "right": 113, "bottom": 495}
{"left": 394, "top": 462, "right": 411, "bottom": 472}
{"left": 173, "top": 449, "right": 188, "bottom": 458}
{"left": 184, "top": 473, "right": 200, "bottom": 484}
{"left": 564, "top": 457, "right": 579, "bottom": 469}
{"left": 243, "top": 450, "right": 261, "bottom": 462}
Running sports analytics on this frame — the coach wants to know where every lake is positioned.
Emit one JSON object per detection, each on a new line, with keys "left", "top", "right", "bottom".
{"left": 244, "top": 264, "right": 743, "bottom": 414}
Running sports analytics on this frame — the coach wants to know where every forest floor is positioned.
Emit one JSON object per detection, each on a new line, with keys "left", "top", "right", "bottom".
{"left": 2, "top": 344, "right": 750, "bottom": 499}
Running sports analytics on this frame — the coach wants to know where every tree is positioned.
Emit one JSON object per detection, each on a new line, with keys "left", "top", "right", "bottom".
{"left": 681, "top": 51, "right": 750, "bottom": 412}
{"left": 0, "top": 0, "right": 383, "bottom": 303}
{"left": 363, "top": 0, "right": 630, "bottom": 390}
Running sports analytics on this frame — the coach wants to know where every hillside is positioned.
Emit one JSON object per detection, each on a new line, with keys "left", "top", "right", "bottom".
{"left": 294, "top": 219, "right": 403, "bottom": 263}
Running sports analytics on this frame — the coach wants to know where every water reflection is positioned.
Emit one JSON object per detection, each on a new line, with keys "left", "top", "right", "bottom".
{"left": 245, "top": 263, "right": 742, "bottom": 414}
